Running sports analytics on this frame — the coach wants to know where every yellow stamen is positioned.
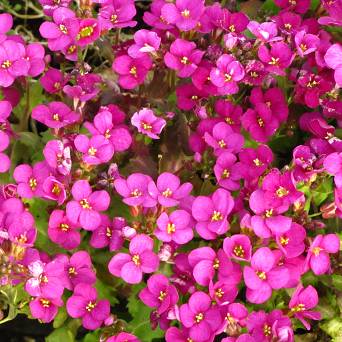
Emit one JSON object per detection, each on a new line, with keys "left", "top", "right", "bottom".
{"left": 132, "top": 254, "right": 140, "bottom": 265}
{"left": 233, "top": 245, "right": 245, "bottom": 258}
{"left": 167, "top": 223, "right": 176, "bottom": 234}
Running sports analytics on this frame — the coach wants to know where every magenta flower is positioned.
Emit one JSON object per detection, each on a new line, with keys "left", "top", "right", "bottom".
{"left": 176, "top": 83, "right": 207, "bottom": 111}
{"left": 98, "top": 0, "right": 137, "bottom": 30}
{"left": 289, "top": 285, "right": 321, "bottom": 329}
{"left": 139, "top": 274, "right": 179, "bottom": 314}
{"left": 131, "top": 108, "right": 166, "bottom": 139}
{"left": 192, "top": 188, "right": 234, "bottom": 239}
{"left": 294, "top": 30, "right": 320, "bottom": 58}
{"left": 215, "top": 99, "right": 242, "bottom": 132}
{"left": 258, "top": 42, "right": 293, "bottom": 76}
{"left": 247, "top": 310, "right": 293, "bottom": 341}
{"left": 66, "top": 283, "right": 110, "bottom": 330}
{"left": 261, "top": 169, "right": 302, "bottom": 207}
{"left": 0, "top": 40, "right": 30, "bottom": 87}
{"left": 275, "top": 222, "right": 306, "bottom": 258}
{"left": 223, "top": 234, "right": 252, "bottom": 262}
{"left": 179, "top": 291, "right": 222, "bottom": 341}
{"left": 13, "top": 162, "right": 50, "bottom": 199}
{"left": 324, "top": 152, "right": 342, "bottom": 187}
{"left": 148, "top": 172, "right": 193, "bottom": 207}
{"left": 43, "top": 140, "right": 71, "bottom": 176}
{"left": 128, "top": 29, "right": 161, "bottom": 58}
{"left": 161, "top": 0, "right": 205, "bottom": 31}
{"left": 25, "top": 43, "right": 45, "bottom": 77}
{"left": 247, "top": 21, "right": 279, "bottom": 43}
{"left": 114, "top": 173, "right": 156, "bottom": 207}
{"left": 292, "top": 145, "right": 319, "bottom": 181}
{"left": 208, "top": 280, "right": 238, "bottom": 305}
{"left": 107, "top": 332, "right": 139, "bottom": 342}
{"left": 74, "top": 134, "right": 114, "bottom": 165}
{"left": 188, "top": 247, "right": 236, "bottom": 286}
{"left": 244, "top": 60, "right": 267, "bottom": 86}
{"left": 305, "top": 234, "right": 340, "bottom": 275}
{"left": 61, "top": 251, "right": 96, "bottom": 290}
{"left": 42, "top": 176, "right": 67, "bottom": 205}
{"left": 90, "top": 216, "right": 124, "bottom": 251}
{"left": 204, "top": 122, "right": 244, "bottom": 156}
{"left": 39, "top": 0, "right": 72, "bottom": 16}
{"left": 76, "top": 18, "right": 100, "bottom": 47}
{"left": 66, "top": 180, "right": 110, "bottom": 231}
{"left": 32, "top": 102, "right": 80, "bottom": 129}
{"left": 85, "top": 109, "right": 132, "bottom": 152}
{"left": 48, "top": 210, "right": 80, "bottom": 250}
{"left": 39, "top": 7, "right": 78, "bottom": 51}
{"left": 274, "top": 0, "right": 310, "bottom": 14}
{"left": 8, "top": 211, "right": 36, "bottom": 247}
{"left": 249, "top": 189, "right": 292, "bottom": 238}
{"left": 324, "top": 43, "right": 342, "bottom": 88}
{"left": 108, "top": 234, "right": 159, "bottom": 284}
{"left": 238, "top": 145, "right": 273, "bottom": 180}
{"left": 164, "top": 39, "right": 204, "bottom": 78}
{"left": 40, "top": 68, "right": 69, "bottom": 94}
{"left": 243, "top": 247, "right": 289, "bottom": 304}
{"left": 29, "top": 296, "right": 63, "bottom": 323}
{"left": 214, "top": 152, "right": 241, "bottom": 191}
{"left": 25, "top": 259, "right": 65, "bottom": 298}
{"left": 155, "top": 210, "right": 193, "bottom": 244}
{"left": 112, "top": 54, "right": 152, "bottom": 89}
{"left": 0, "top": 13, "right": 13, "bottom": 43}
{"left": 210, "top": 54, "right": 245, "bottom": 95}
{"left": 241, "top": 104, "right": 279, "bottom": 143}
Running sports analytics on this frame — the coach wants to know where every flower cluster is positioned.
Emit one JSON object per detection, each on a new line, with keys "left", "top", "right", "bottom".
{"left": 0, "top": 0, "right": 341, "bottom": 341}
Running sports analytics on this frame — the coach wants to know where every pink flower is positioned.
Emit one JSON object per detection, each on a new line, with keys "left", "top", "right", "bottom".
{"left": 43, "top": 140, "right": 72, "bottom": 176}
{"left": 210, "top": 54, "right": 245, "bottom": 95}
{"left": 179, "top": 291, "right": 222, "bottom": 341}
{"left": 108, "top": 234, "right": 159, "bottom": 284}
{"left": 295, "top": 31, "right": 320, "bottom": 58}
{"left": 0, "top": 40, "right": 30, "bottom": 87}
{"left": 42, "top": 176, "right": 67, "bottom": 205}
{"left": 148, "top": 172, "right": 193, "bottom": 207}
{"left": 0, "top": 13, "right": 13, "bottom": 43}
{"left": 39, "top": 7, "right": 78, "bottom": 51}
{"left": 66, "top": 180, "right": 110, "bottom": 231}
{"left": 247, "top": 21, "right": 279, "bottom": 43}
{"left": 30, "top": 296, "right": 63, "bottom": 323}
{"left": 258, "top": 42, "right": 293, "bottom": 76}
{"left": 66, "top": 283, "right": 110, "bottom": 330}
{"left": 74, "top": 134, "right": 114, "bottom": 165}
{"left": 164, "top": 39, "right": 204, "bottom": 78}
{"left": 305, "top": 234, "right": 340, "bottom": 275}
{"left": 76, "top": 18, "right": 100, "bottom": 46}
{"left": 155, "top": 210, "right": 193, "bottom": 244}
{"left": 223, "top": 234, "right": 252, "bottom": 262}
{"left": 243, "top": 247, "right": 289, "bottom": 304}
{"left": 289, "top": 285, "right": 321, "bottom": 329}
{"left": 112, "top": 54, "right": 152, "bottom": 89}
{"left": 25, "top": 43, "right": 46, "bottom": 77}
{"left": 214, "top": 152, "right": 241, "bottom": 191}
{"left": 131, "top": 108, "right": 166, "bottom": 139}
{"left": 40, "top": 68, "right": 69, "bottom": 94}
{"left": 32, "top": 102, "right": 80, "bottom": 129}
{"left": 128, "top": 29, "right": 161, "bottom": 58}
{"left": 139, "top": 274, "right": 179, "bottom": 314}
{"left": 48, "top": 209, "right": 80, "bottom": 250}
{"left": 107, "top": 332, "right": 139, "bottom": 342}
{"left": 192, "top": 188, "right": 234, "bottom": 239}
{"left": 324, "top": 43, "right": 342, "bottom": 87}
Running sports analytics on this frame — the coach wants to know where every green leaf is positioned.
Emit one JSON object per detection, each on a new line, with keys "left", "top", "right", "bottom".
{"left": 46, "top": 327, "right": 74, "bottom": 342}
{"left": 19, "top": 132, "right": 41, "bottom": 149}
{"left": 320, "top": 317, "right": 342, "bottom": 340}
{"left": 53, "top": 306, "right": 68, "bottom": 329}
{"left": 310, "top": 0, "right": 320, "bottom": 11}
{"left": 332, "top": 275, "right": 342, "bottom": 291}
{"left": 261, "top": 0, "right": 280, "bottom": 14}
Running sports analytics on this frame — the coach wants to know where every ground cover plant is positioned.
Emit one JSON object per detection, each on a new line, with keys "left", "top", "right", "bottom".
{"left": 0, "top": 0, "right": 341, "bottom": 341}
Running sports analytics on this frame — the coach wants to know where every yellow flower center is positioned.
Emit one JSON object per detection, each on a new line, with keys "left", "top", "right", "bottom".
{"left": 215, "top": 288, "right": 224, "bottom": 298}
{"left": 276, "top": 186, "right": 289, "bottom": 198}
{"left": 130, "top": 66, "right": 137, "bottom": 76}
{"left": 250, "top": 71, "right": 258, "bottom": 78}
{"left": 59, "top": 24, "right": 68, "bottom": 34}
{"left": 256, "top": 271, "right": 267, "bottom": 280}
{"left": 1, "top": 60, "right": 11, "bottom": 69}
{"left": 222, "top": 169, "right": 230, "bottom": 179}
{"left": 233, "top": 245, "right": 245, "bottom": 258}
{"left": 80, "top": 199, "right": 92, "bottom": 209}
{"left": 229, "top": 25, "right": 235, "bottom": 32}
{"left": 167, "top": 223, "right": 176, "bottom": 234}
{"left": 88, "top": 147, "right": 97, "bottom": 156}
{"left": 181, "top": 9, "right": 190, "bottom": 18}
{"left": 253, "top": 158, "right": 263, "bottom": 166}
{"left": 158, "top": 291, "right": 167, "bottom": 301}
{"left": 191, "top": 95, "right": 198, "bottom": 100}
{"left": 284, "top": 23, "right": 292, "bottom": 30}
{"left": 211, "top": 211, "right": 223, "bottom": 221}
{"left": 162, "top": 188, "right": 173, "bottom": 197}
{"left": 280, "top": 236, "right": 289, "bottom": 246}
{"left": 40, "top": 298, "right": 51, "bottom": 308}
{"left": 181, "top": 56, "right": 189, "bottom": 64}
{"left": 104, "top": 129, "right": 111, "bottom": 139}
{"left": 68, "top": 266, "right": 77, "bottom": 275}
{"left": 257, "top": 117, "right": 264, "bottom": 127}
{"left": 78, "top": 25, "right": 94, "bottom": 39}
{"left": 54, "top": 82, "right": 61, "bottom": 90}
{"left": 312, "top": 246, "right": 322, "bottom": 256}
{"left": 218, "top": 139, "right": 226, "bottom": 148}
{"left": 52, "top": 183, "right": 61, "bottom": 195}
{"left": 224, "top": 73, "right": 232, "bottom": 82}
{"left": 300, "top": 43, "right": 307, "bottom": 52}
{"left": 265, "top": 209, "right": 273, "bottom": 218}
{"left": 225, "top": 117, "right": 234, "bottom": 124}
{"left": 195, "top": 312, "right": 204, "bottom": 323}
{"left": 142, "top": 122, "right": 152, "bottom": 130}
{"left": 106, "top": 227, "right": 112, "bottom": 237}
{"left": 213, "top": 258, "right": 220, "bottom": 269}
{"left": 269, "top": 57, "right": 280, "bottom": 66}
{"left": 132, "top": 254, "right": 140, "bottom": 265}
{"left": 60, "top": 223, "right": 69, "bottom": 232}
{"left": 53, "top": 113, "right": 60, "bottom": 121}
{"left": 263, "top": 324, "right": 271, "bottom": 336}
{"left": 291, "top": 303, "right": 305, "bottom": 312}
{"left": 67, "top": 45, "right": 76, "bottom": 54}
{"left": 85, "top": 301, "right": 96, "bottom": 312}
{"left": 29, "top": 178, "right": 37, "bottom": 190}
{"left": 131, "top": 189, "right": 142, "bottom": 197}
{"left": 111, "top": 14, "right": 118, "bottom": 23}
